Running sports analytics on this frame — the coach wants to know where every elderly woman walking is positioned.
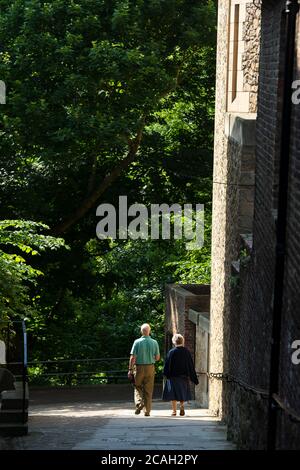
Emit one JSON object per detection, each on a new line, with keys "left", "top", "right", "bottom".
{"left": 162, "top": 334, "right": 199, "bottom": 416}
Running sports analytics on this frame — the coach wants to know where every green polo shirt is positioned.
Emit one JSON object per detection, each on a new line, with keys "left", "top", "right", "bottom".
{"left": 130, "top": 336, "right": 160, "bottom": 365}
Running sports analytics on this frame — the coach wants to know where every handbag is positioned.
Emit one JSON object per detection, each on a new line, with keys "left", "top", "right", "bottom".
{"left": 128, "top": 370, "right": 135, "bottom": 385}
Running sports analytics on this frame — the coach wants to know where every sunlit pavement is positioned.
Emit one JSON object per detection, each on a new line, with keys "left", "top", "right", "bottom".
{"left": 15, "top": 400, "right": 234, "bottom": 450}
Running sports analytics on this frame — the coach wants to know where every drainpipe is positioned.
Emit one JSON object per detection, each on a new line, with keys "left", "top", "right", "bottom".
{"left": 267, "top": 0, "right": 299, "bottom": 451}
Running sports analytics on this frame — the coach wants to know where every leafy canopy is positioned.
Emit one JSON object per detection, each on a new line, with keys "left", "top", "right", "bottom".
{"left": 0, "top": 1, "right": 216, "bottom": 369}
{"left": 0, "top": 0, "right": 216, "bottom": 231}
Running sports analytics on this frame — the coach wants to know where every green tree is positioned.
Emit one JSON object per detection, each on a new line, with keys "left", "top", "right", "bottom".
{"left": 0, "top": 220, "right": 67, "bottom": 321}
{"left": 0, "top": 0, "right": 216, "bottom": 234}
{"left": 0, "top": 1, "right": 216, "bottom": 371}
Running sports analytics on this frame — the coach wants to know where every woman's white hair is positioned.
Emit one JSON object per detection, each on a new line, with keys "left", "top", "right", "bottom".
{"left": 172, "top": 333, "right": 184, "bottom": 346}
{"left": 141, "top": 323, "right": 151, "bottom": 335}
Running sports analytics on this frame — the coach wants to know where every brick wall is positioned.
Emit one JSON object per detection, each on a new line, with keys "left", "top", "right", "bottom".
{"left": 223, "top": 0, "right": 283, "bottom": 448}
{"left": 222, "top": 0, "right": 300, "bottom": 449}
{"left": 277, "top": 6, "right": 300, "bottom": 450}
{"left": 165, "top": 284, "right": 210, "bottom": 400}
{"left": 165, "top": 284, "right": 210, "bottom": 360}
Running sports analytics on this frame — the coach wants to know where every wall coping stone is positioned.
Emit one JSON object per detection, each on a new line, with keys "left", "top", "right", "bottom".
{"left": 188, "top": 310, "right": 210, "bottom": 333}
{"left": 166, "top": 284, "right": 210, "bottom": 298}
{"left": 225, "top": 113, "right": 257, "bottom": 146}
{"left": 231, "top": 260, "right": 241, "bottom": 275}
{"left": 240, "top": 233, "right": 253, "bottom": 253}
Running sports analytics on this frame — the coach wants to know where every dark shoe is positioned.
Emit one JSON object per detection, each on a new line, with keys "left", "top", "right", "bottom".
{"left": 179, "top": 407, "right": 185, "bottom": 416}
{"left": 144, "top": 412, "right": 150, "bottom": 416}
{"left": 135, "top": 404, "right": 144, "bottom": 415}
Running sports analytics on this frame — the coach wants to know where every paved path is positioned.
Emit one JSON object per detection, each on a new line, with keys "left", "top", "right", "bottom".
{"left": 73, "top": 401, "right": 235, "bottom": 450}
{"left": 13, "top": 402, "right": 234, "bottom": 450}
{"left": 4, "top": 386, "right": 235, "bottom": 450}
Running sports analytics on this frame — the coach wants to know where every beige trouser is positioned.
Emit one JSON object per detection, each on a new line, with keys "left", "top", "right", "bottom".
{"left": 134, "top": 364, "right": 155, "bottom": 414}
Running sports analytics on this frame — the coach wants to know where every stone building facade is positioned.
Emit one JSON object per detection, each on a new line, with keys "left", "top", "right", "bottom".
{"left": 210, "top": 0, "right": 300, "bottom": 449}
{"left": 210, "top": 0, "right": 260, "bottom": 420}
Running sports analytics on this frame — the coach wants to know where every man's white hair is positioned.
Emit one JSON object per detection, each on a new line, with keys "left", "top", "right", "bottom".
{"left": 141, "top": 323, "right": 151, "bottom": 334}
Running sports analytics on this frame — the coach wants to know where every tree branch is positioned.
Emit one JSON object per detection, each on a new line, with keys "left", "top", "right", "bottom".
{"left": 87, "top": 154, "right": 98, "bottom": 195}
{"left": 51, "top": 61, "right": 187, "bottom": 236}
{"left": 52, "top": 118, "right": 145, "bottom": 235}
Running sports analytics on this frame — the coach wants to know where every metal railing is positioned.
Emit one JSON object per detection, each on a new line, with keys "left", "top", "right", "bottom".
{"left": 1, "top": 323, "right": 163, "bottom": 388}
{"left": 24, "top": 357, "right": 130, "bottom": 386}
{"left": 8, "top": 357, "right": 163, "bottom": 386}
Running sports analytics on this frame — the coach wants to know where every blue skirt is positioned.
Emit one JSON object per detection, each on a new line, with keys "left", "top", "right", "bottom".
{"left": 162, "top": 376, "right": 192, "bottom": 401}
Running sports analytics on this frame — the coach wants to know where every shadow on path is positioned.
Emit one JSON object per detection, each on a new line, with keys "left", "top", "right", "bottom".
{"left": 2, "top": 385, "right": 235, "bottom": 450}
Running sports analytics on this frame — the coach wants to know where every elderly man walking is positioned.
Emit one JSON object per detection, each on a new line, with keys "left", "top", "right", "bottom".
{"left": 128, "top": 323, "right": 160, "bottom": 416}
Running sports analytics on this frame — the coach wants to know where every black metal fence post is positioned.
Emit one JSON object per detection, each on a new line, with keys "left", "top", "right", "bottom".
{"left": 22, "top": 320, "right": 28, "bottom": 424}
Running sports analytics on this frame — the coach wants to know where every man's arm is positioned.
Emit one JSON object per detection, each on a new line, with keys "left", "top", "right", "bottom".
{"left": 128, "top": 354, "right": 136, "bottom": 371}
{"left": 154, "top": 341, "right": 160, "bottom": 362}
{"left": 129, "top": 340, "right": 137, "bottom": 372}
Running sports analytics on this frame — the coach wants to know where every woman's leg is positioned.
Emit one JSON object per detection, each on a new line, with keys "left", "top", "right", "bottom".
{"left": 171, "top": 400, "right": 177, "bottom": 415}
{"left": 179, "top": 401, "right": 185, "bottom": 416}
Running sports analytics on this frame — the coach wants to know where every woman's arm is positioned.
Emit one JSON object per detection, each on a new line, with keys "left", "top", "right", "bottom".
{"left": 163, "top": 351, "right": 171, "bottom": 378}
{"left": 187, "top": 350, "right": 199, "bottom": 385}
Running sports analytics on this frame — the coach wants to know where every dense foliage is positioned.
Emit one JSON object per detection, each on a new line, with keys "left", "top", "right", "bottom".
{"left": 0, "top": 0, "right": 216, "bottom": 379}
{"left": 0, "top": 220, "right": 67, "bottom": 329}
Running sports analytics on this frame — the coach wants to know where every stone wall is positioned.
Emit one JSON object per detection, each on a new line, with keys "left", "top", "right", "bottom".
{"left": 227, "top": 0, "right": 261, "bottom": 113}
{"left": 210, "top": 0, "right": 260, "bottom": 419}
{"left": 210, "top": 0, "right": 231, "bottom": 418}
{"left": 225, "top": 0, "right": 300, "bottom": 449}
{"left": 191, "top": 311, "right": 210, "bottom": 407}
{"left": 243, "top": 2, "right": 261, "bottom": 111}
{"left": 212, "top": 0, "right": 300, "bottom": 449}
